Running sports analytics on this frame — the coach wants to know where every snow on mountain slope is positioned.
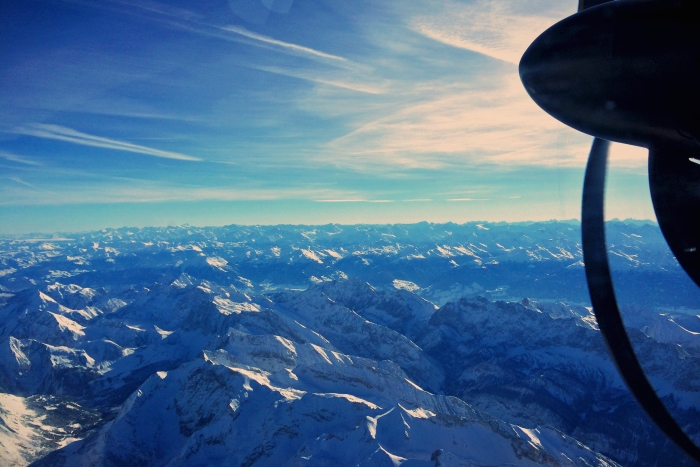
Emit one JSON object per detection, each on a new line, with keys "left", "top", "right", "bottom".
{"left": 309, "top": 278, "right": 437, "bottom": 339}
{"left": 35, "top": 331, "right": 620, "bottom": 467}
{"left": 0, "top": 393, "right": 49, "bottom": 467}
{"left": 0, "top": 393, "right": 101, "bottom": 467}
{"left": 271, "top": 287, "right": 444, "bottom": 392}
{"left": 0, "top": 268, "right": 626, "bottom": 467}
{"left": 642, "top": 316, "right": 700, "bottom": 350}
{"left": 0, "top": 222, "right": 698, "bottom": 466}
{"left": 417, "top": 297, "right": 700, "bottom": 466}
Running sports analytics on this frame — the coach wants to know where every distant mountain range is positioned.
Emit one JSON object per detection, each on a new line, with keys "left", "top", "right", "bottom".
{"left": 3, "top": 220, "right": 700, "bottom": 309}
{"left": 0, "top": 221, "right": 698, "bottom": 466}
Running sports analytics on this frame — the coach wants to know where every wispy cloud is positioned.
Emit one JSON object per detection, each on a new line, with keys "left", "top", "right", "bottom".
{"left": 315, "top": 199, "right": 366, "bottom": 203}
{"left": 114, "top": 0, "right": 203, "bottom": 22}
{"left": 1, "top": 178, "right": 347, "bottom": 206}
{"left": 109, "top": 0, "right": 350, "bottom": 65}
{"left": 250, "top": 65, "right": 384, "bottom": 94}
{"left": 221, "top": 26, "right": 347, "bottom": 62}
{"left": 447, "top": 198, "right": 490, "bottom": 202}
{"left": 9, "top": 177, "right": 57, "bottom": 195}
{"left": 411, "top": 0, "right": 574, "bottom": 64}
{"left": 13, "top": 124, "right": 201, "bottom": 161}
{"left": 315, "top": 199, "right": 395, "bottom": 203}
{"left": 312, "top": 1, "right": 649, "bottom": 173}
{"left": 323, "top": 74, "right": 593, "bottom": 170}
{"left": 608, "top": 142, "right": 648, "bottom": 168}
{"left": 0, "top": 151, "right": 41, "bottom": 166}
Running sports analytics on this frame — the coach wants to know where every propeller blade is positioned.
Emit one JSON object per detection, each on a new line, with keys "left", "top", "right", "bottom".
{"left": 582, "top": 137, "right": 700, "bottom": 464}
{"left": 649, "top": 147, "right": 700, "bottom": 287}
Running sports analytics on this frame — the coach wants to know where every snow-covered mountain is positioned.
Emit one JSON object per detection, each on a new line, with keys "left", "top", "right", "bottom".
{"left": 36, "top": 335, "right": 620, "bottom": 467}
{"left": 0, "top": 222, "right": 698, "bottom": 466}
{"left": 2, "top": 221, "right": 699, "bottom": 309}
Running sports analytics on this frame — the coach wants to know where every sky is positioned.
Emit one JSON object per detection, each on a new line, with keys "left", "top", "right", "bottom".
{"left": 0, "top": 0, "right": 655, "bottom": 234}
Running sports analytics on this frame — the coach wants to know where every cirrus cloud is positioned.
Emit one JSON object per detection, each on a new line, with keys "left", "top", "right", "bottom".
{"left": 13, "top": 124, "right": 201, "bottom": 161}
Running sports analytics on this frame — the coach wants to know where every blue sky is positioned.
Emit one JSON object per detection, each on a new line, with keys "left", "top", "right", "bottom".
{"left": 0, "top": 0, "right": 654, "bottom": 234}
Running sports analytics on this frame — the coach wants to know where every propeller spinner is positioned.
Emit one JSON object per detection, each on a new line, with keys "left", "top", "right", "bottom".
{"left": 520, "top": 0, "right": 700, "bottom": 463}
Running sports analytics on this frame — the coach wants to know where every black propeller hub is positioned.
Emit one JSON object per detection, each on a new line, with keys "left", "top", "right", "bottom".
{"left": 519, "top": 0, "right": 700, "bottom": 150}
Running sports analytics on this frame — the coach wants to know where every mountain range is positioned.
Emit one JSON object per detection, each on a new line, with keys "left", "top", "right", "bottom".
{"left": 0, "top": 221, "right": 698, "bottom": 466}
